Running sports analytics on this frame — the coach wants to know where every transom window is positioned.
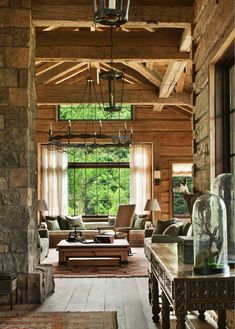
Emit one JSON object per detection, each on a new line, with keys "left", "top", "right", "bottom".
{"left": 58, "top": 104, "right": 133, "bottom": 121}
{"left": 68, "top": 146, "right": 130, "bottom": 215}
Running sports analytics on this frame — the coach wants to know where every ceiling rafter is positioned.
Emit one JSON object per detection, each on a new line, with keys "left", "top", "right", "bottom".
{"left": 36, "top": 62, "right": 86, "bottom": 85}
{"left": 53, "top": 64, "right": 88, "bottom": 85}
{"left": 122, "top": 62, "right": 163, "bottom": 88}
{"left": 36, "top": 62, "right": 62, "bottom": 76}
{"left": 159, "top": 61, "right": 188, "bottom": 98}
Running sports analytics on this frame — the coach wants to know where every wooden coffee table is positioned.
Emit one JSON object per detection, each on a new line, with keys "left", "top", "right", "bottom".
{"left": 56, "top": 239, "right": 129, "bottom": 265}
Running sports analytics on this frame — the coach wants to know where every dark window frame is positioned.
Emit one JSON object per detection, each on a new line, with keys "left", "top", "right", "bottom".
{"left": 215, "top": 45, "right": 234, "bottom": 175}
{"left": 57, "top": 104, "right": 134, "bottom": 121}
{"left": 67, "top": 146, "right": 131, "bottom": 216}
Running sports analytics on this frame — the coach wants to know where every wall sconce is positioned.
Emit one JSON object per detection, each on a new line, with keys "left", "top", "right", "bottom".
{"left": 154, "top": 169, "right": 161, "bottom": 185}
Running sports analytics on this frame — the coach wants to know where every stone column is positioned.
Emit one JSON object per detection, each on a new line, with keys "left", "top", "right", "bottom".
{"left": 0, "top": 1, "right": 54, "bottom": 303}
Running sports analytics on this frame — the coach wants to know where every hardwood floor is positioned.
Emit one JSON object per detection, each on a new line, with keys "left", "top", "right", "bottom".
{"left": 33, "top": 277, "right": 217, "bottom": 329}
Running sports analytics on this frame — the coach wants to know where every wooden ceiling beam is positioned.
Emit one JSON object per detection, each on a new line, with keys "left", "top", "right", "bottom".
{"left": 35, "top": 30, "right": 190, "bottom": 62}
{"left": 36, "top": 46, "right": 190, "bottom": 62}
{"left": 179, "top": 28, "right": 192, "bottom": 52}
{"left": 53, "top": 64, "right": 88, "bottom": 84}
{"left": 36, "top": 62, "right": 86, "bottom": 85}
{"left": 175, "top": 66, "right": 187, "bottom": 93}
{"left": 36, "top": 84, "right": 191, "bottom": 106}
{"left": 36, "top": 62, "right": 62, "bottom": 76}
{"left": 107, "top": 63, "right": 156, "bottom": 88}
{"left": 166, "top": 105, "right": 192, "bottom": 119}
{"left": 123, "top": 62, "right": 163, "bottom": 88}
{"left": 153, "top": 104, "right": 164, "bottom": 112}
{"left": 32, "top": 1, "right": 193, "bottom": 27}
{"left": 36, "top": 30, "right": 182, "bottom": 47}
{"left": 159, "top": 61, "right": 187, "bottom": 98}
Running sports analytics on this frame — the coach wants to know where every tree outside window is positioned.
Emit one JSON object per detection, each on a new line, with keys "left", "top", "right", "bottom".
{"left": 172, "top": 163, "right": 193, "bottom": 217}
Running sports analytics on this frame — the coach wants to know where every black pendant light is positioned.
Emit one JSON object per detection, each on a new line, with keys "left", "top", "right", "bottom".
{"left": 93, "top": 0, "right": 130, "bottom": 27}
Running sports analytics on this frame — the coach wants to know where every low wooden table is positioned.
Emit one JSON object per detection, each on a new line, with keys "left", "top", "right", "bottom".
{"left": 57, "top": 239, "right": 129, "bottom": 265}
{"left": 145, "top": 243, "right": 235, "bottom": 329}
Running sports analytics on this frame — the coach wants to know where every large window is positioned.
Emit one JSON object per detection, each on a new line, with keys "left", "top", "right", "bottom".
{"left": 172, "top": 163, "right": 193, "bottom": 217}
{"left": 58, "top": 104, "right": 133, "bottom": 121}
{"left": 215, "top": 48, "right": 234, "bottom": 176}
{"left": 68, "top": 146, "right": 130, "bottom": 215}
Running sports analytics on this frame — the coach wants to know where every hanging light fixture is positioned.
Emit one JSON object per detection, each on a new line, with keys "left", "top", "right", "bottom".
{"left": 93, "top": 0, "right": 131, "bottom": 27}
{"left": 93, "top": 1, "right": 130, "bottom": 113}
{"left": 47, "top": 66, "right": 133, "bottom": 154}
{"left": 99, "top": 26, "right": 125, "bottom": 112}
{"left": 46, "top": 1, "right": 132, "bottom": 154}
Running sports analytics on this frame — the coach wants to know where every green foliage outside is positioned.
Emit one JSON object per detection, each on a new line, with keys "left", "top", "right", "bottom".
{"left": 68, "top": 146, "right": 130, "bottom": 216}
{"left": 172, "top": 176, "right": 193, "bottom": 216}
{"left": 59, "top": 104, "right": 132, "bottom": 120}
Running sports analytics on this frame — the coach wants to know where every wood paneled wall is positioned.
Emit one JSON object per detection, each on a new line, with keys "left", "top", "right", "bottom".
{"left": 36, "top": 105, "right": 192, "bottom": 222}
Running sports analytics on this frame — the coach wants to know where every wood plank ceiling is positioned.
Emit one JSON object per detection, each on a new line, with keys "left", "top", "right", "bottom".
{"left": 33, "top": 0, "right": 194, "bottom": 120}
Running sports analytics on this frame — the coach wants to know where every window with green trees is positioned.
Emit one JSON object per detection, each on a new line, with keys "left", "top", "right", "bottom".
{"left": 58, "top": 104, "right": 133, "bottom": 121}
{"left": 68, "top": 146, "right": 130, "bottom": 216}
{"left": 172, "top": 163, "right": 193, "bottom": 217}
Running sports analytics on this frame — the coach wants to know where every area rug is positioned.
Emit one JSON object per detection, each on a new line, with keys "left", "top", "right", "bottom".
{"left": 0, "top": 311, "right": 117, "bottom": 329}
{"left": 42, "top": 247, "right": 149, "bottom": 278}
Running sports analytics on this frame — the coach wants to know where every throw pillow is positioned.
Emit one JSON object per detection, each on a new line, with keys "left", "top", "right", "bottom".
{"left": 133, "top": 215, "right": 147, "bottom": 230}
{"left": 108, "top": 217, "right": 116, "bottom": 226}
{"left": 162, "top": 223, "right": 183, "bottom": 236}
{"left": 66, "top": 215, "right": 85, "bottom": 230}
{"left": 153, "top": 219, "right": 175, "bottom": 234}
{"left": 45, "top": 218, "right": 60, "bottom": 231}
{"left": 57, "top": 215, "right": 69, "bottom": 230}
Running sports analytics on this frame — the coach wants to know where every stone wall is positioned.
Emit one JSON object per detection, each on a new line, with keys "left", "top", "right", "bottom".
{"left": 193, "top": 1, "right": 234, "bottom": 327}
{"left": 0, "top": 0, "right": 54, "bottom": 304}
{"left": 192, "top": 0, "right": 234, "bottom": 191}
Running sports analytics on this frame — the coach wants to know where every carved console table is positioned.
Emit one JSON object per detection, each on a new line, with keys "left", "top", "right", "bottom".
{"left": 145, "top": 243, "right": 235, "bottom": 329}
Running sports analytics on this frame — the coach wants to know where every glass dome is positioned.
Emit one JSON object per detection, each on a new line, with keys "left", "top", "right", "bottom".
{"left": 192, "top": 193, "right": 229, "bottom": 275}
{"left": 212, "top": 173, "right": 235, "bottom": 265}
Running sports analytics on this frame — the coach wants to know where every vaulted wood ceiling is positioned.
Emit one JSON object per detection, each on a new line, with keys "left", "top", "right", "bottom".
{"left": 33, "top": 0, "right": 194, "bottom": 120}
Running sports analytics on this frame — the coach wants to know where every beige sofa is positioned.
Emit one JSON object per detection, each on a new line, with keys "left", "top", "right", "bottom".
{"left": 46, "top": 215, "right": 146, "bottom": 248}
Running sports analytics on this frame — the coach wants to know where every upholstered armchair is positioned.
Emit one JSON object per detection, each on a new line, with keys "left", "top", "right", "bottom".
{"left": 98, "top": 204, "right": 136, "bottom": 243}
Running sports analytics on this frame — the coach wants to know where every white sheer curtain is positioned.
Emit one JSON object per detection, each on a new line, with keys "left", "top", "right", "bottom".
{"left": 41, "top": 146, "right": 68, "bottom": 216}
{"left": 130, "top": 144, "right": 152, "bottom": 214}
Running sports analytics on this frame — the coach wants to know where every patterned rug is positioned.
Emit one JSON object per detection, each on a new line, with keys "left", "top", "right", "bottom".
{"left": 0, "top": 311, "right": 117, "bottom": 329}
{"left": 42, "top": 247, "right": 149, "bottom": 278}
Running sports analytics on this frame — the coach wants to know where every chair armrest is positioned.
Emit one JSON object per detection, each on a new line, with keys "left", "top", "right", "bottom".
{"left": 38, "top": 229, "right": 49, "bottom": 239}
{"left": 151, "top": 234, "right": 178, "bottom": 243}
{"left": 114, "top": 227, "right": 131, "bottom": 232}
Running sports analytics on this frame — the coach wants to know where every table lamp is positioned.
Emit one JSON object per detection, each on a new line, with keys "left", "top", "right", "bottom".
{"left": 144, "top": 199, "right": 161, "bottom": 223}
{"left": 35, "top": 199, "right": 48, "bottom": 222}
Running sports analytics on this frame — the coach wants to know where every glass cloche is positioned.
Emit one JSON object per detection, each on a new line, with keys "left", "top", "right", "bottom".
{"left": 192, "top": 193, "right": 229, "bottom": 275}
{"left": 212, "top": 173, "right": 235, "bottom": 266}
